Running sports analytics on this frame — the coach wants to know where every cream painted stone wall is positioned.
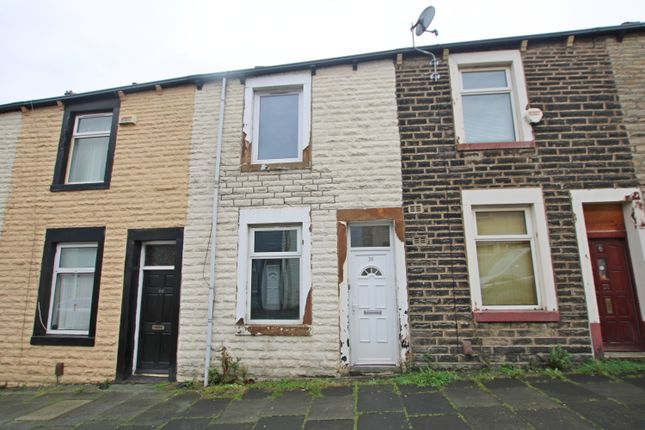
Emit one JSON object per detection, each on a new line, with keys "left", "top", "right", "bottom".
{"left": 0, "top": 87, "right": 195, "bottom": 386}
{"left": 0, "top": 112, "right": 21, "bottom": 240}
{"left": 607, "top": 33, "right": 645, "bottom": 190}
{"left": 179, "top": 60, "right": 403, "bottom": 380}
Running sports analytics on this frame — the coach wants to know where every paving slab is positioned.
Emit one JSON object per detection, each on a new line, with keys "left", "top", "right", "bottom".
{"left": 307, "top": 394, "right": 354, "bottom": 420}
{"left": 624, "top": 375, "right": 645, "bottom": 390}
{"left": 566, "top": 374, "right": 613, "bottom": 384}
{"left": 401, "top": 391, "right": 455, "bottom": 415}
{"left": 487, "top": 386, "right": 560, "bottom": 410}
{"left": 303, "top": 419, "right": 354, "bottom": 430}
{"left": 482, "top": 378, "right": 526, "bottom": 389}
{"left": 93, "top": 397, "right": 158, "bottom": 422}
{"left": 518, "top": 408, "right": 592, "bottom": 430}
{"left": 129, "top": 392, "right": 199, "bottom": 425}
{"left": 160, "top": 417, "right": 211, "bottom": 430}
{"left": 75, "top": 420, "right": 122, "bottom": 430}
{"left": 254, "top": 415, "right": 304, "bottom": 430}
{"left": 242, "top": 389, "right": 270, "bottom": 399}
{"left": 397, "top": 384, "right": 436, "bottom": 395}
{"left": 204, "top": 424, "right": 253, "bottom": 430}
{"left": 115, "top": 425, "right": 158, "bottom": 430}
{"left": 529, "top": 380, "right": 602, "bottom": 403}
{"left": 566, "top": 400, "right": 645, "bottom": 429}
{"left": 216, "top": 398, "right": 269, "bottom": 423}
{"left": 409, "top": 414, "right": 469, "bottom": 430}
{"left": 460, "top": 406, "right": 532, "bottom": 430}
{"left": 181, "top": 398, "right": 231, "bottom": 418}
{"left": 581, "top": 380, "right": 645, "bottom": 404}
{"left": 15, "top": 399, "right": 91, "bottom": 421}
{"left": 357, "top": 412, "right": 408, "bottom": 430}
{"left": 443, "top": 384, "right": 499, "bottom": 408}
{"left": 320, "top": 386, "right": 353, "bottom": 396}
{"left": 357, "top": 384, "right": 402, "bottom": 412}
{"left": 0, "top": 399, "right": 49, "bottom": 424}
{"left": 46, "top": 392, "right": 132, "bottom": 425}
{"left": 263, "top": 391, "right": 311, "bottom": 416}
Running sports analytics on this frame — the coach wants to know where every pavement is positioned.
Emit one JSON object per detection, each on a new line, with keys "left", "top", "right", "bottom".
{"left": 1, "top": 374, "right": 645, "bottom": 429}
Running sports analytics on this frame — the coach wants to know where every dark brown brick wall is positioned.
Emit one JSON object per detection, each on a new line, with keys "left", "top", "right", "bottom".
{"left": 396, "top": 37, "right": 639, "bottom": 367}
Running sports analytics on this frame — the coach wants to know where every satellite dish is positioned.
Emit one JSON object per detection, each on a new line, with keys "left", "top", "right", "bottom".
{"left": 413, "top": 6, "right": 435, "bottom": 36}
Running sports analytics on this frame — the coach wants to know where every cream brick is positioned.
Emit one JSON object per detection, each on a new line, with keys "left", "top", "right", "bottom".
{"left": 179, "top": 60, "right": 403, "bottom": 380}
{"left": 0, "top": 112, "right": 20, "bottom": 240}
{"left": 0, "top": 87, "right": 195, "bottom": 386}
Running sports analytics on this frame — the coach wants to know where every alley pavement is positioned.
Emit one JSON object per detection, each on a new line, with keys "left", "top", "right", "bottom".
{"left": 1, "top": 374, "right": 645, "bottom": 429}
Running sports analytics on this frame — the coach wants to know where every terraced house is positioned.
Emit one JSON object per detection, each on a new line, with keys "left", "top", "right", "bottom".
{"left": 396, "top": 23, "right": 645, "bottom": 366}
{"left": 0, "top": 22, "right": 643, "bottom": 386}
{"left": 0, "top": 54, "right": 409, "bottom": 386}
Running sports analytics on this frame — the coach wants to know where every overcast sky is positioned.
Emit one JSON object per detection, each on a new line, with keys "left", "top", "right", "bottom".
{"left": 1, "top": 0, "right": 644, "bottom": 105}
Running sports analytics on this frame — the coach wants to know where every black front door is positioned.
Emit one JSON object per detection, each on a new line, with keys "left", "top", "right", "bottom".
{"left": 137, "top": 269, "right": 179, "bottom": 373}
{"left": 116, "top": 228, "right": 183, "bottom": 382}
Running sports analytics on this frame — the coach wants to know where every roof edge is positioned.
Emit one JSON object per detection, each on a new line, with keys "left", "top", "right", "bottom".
{"left": 2, "top": 22, "right": 643, "bottom": 113}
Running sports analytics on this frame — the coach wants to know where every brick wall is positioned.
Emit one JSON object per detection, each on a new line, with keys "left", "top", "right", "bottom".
{"left": 396, "top": 37, "right": 638, "bottom": 366}
{"left": 607, "top": 32, "right": 645, "bottom": 190}
{"left": 0, "top": 111, "right": 20, "bottom": 241}
{"left": 179, "top": 60, "right": 403, "bottom": 380}
{"left": 0, "top": 87, "right": 195, "bottom": 385}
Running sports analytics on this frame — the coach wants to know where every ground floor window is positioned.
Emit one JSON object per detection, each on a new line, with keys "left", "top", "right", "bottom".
{"left": 31, "top": 227, "right": 105, "bottom": 346}
{"left": 462, "top": 188, "right": 558, "bottom": 321}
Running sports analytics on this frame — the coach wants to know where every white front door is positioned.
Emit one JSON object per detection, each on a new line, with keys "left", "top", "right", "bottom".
{"left": 348, "top": 224, "right": 399, "bottom": 366}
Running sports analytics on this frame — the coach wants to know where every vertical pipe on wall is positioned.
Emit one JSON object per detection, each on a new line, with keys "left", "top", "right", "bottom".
{"left": 204, "top": 77, "right": 227, "bottom": 386}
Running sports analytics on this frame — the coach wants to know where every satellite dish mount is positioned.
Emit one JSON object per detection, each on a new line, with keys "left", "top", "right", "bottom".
{"left": 410, "top": 6, "right": 440, "bottom": 81}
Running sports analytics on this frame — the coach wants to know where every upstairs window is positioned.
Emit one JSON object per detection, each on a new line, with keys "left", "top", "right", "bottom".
{"left": 67, "top": 114, "right": 113, "bottom": 184}
{"left": 449, "top": 50, "right": 533, "bottom": 149}
{"left": 242, "top": 72, "right": 311, "bottom": 167}
{"left": 51, "top": 98, "right": 119, "bottom": 191}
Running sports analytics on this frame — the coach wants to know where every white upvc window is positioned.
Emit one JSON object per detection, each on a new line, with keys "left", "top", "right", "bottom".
{"left": 462, "top": 188, "right": 557, "bottom": 312}
{"left": 236, "top": 207, "right": 311, "bottom": 325}
{"left": 47, "top": 243, "right": 98, "bottom": 335}
{"left": 243, "top": 72, "right": 311, "bottom": 164}
{"left": 449, "top": 50, "right": 532, "bottom": 145}
{"left": 66, "top": 113, "right": 113, "bottom": 184}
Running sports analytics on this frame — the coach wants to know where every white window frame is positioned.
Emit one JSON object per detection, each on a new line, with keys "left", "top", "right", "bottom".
{"left": 65, "top": 113, "right": 113, "bottom": 184}
{"left": 243, "top": 72, "right": 311, "bottom": 164}
{"left": 236, "top": 207, "right": 311, "bottom": 325}
{"left": 462, "top": 188, "right": 557, "bottom": 312}
{"left": 448, "top": 50, "right": 532, "bottom": 145}
{"left": 46, "top": 242, "right": 98, "bottom": 335}
{"left": 248, "top": 226, "right": 302, "bottom": 323}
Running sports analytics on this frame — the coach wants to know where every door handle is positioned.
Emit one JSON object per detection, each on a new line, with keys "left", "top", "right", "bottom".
{"left": 363, "top": 310, "right": 382, "bottom": 315}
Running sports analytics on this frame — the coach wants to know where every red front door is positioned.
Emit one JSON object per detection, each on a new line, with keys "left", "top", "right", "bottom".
{"left": 589, "top": 238, "right": 643, "bottom": 351}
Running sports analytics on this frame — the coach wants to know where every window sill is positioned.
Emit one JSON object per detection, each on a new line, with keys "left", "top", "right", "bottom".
{"left": 473, "top": 310, "right": 560, "bottom": 323}
{"left": 30, "top": 335, "right": 95, "bottom": 346}
{"left": 241, "top": 160, "right": 311, "bottom": 173}
{"left": 51, "top": 182, "right": 109, "bottom": 192}
{"left": 238, "top": 324, "right": 311, "bottom": 336}
{"left": 457, "top": 141, "right": 535, "bottom": 151}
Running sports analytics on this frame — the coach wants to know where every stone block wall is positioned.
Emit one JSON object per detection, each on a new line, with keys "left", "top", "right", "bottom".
{"left": 396, "top": 37, "right": 638, "bottom": 366}
{"left": 179, "top": 60, "right": 403, "bottom": 380}
{"left": 607, "top": 32, "right": 645, "bottom": 190}
{"left": 0, "top": 87, "right": 195, "bottom": 385}
{"left": 0, "top": 111, "right": 20, "bottom": 241}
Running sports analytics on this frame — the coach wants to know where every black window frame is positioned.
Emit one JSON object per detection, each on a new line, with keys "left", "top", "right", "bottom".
{"left": 31, "top": 227, "right": 105, "bottom": 346}
{"left": 51, "top": 98, "right": 120, "bottom": 192}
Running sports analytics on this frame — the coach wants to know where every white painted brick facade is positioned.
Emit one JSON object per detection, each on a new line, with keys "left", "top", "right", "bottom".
{"left": 179, "top": 60, "right": 403, "bottom": 380}
{"left": 0, "top": 112, "right": 21, "bottom": 240}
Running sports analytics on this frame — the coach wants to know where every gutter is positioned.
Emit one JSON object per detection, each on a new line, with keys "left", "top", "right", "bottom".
{"left": 203, "top": 77, "right": 227, "bottom": 387}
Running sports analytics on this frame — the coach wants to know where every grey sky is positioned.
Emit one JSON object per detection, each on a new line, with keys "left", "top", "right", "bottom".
{"left": 1, "top": 0, "right": 644, "bottom": 105}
